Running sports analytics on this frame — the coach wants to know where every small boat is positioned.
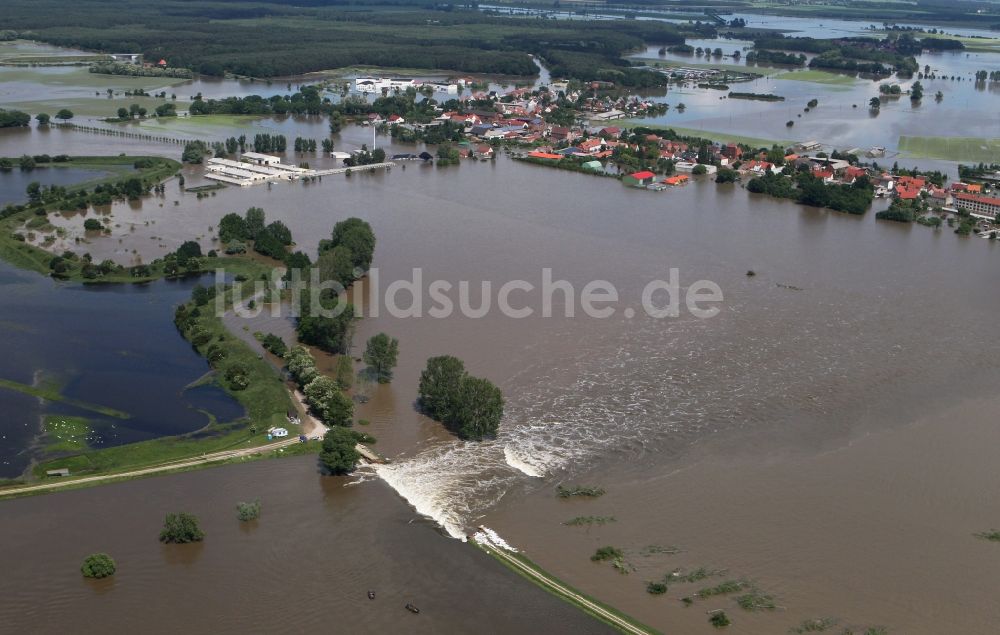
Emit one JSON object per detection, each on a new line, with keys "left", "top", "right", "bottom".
{"left": 368, "top": 591, "right": 375, "bottom": 600}
{"left": 405, "top": 603, "right": 420, "bottom": 614}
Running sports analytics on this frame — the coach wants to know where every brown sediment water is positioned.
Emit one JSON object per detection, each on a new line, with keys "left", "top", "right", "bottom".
{"left": 0, "top": 455, "right": 613, "bottom": 634}
{"left": 1, "top": 67, "right": 1000, "bottom": 631}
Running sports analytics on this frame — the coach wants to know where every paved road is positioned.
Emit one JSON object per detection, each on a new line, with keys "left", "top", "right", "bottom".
{"left": 0, "top": 437, "right": 302, "bottom": 499}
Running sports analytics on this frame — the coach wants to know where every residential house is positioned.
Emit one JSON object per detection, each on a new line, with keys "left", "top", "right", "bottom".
{"left": 623, "top": 171, "right": 657, "bottom": 187}
{"left": 549, "top": 126, "right": 577, "bottom": 143}
{"left": 577, "top": 138, "right": 605, "bottom": 155}
{"left": 721, "top": 144, "right": 742, "bottom": 161}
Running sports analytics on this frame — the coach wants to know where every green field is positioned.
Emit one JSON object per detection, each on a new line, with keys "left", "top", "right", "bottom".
{"left": 898, "top": 136, "right": 1000, "bottom": 163}
{"left": 631, "top": 122, "right": 791, "bottom": 148}
{"left": 636, "top": 57, "right": 782, "bottom": 76}
{"left": 42, "top": 416, "right": 94, "bottom": 453}
{"left": 775, "top": 70, "right": 860, "bottom": 86}
{"left": 135, "top": 114, "right": 271, "bottom": 137}
{"left": 0, "top": 377, "right": 130, "bottom": 419}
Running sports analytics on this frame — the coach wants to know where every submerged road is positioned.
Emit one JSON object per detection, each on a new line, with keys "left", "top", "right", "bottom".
{"left": 476, "top": 540, "right": 656, "bottom": 635}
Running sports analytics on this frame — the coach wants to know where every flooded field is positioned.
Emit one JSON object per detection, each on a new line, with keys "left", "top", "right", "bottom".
{"left": 1, "top": 19, "right": 1000, "bottom": 634}
{"left": 0, "top": 455, "right": 612, "bottom": 634}
{"left": 0, "top": 261, "right": 242, "bottom": 477}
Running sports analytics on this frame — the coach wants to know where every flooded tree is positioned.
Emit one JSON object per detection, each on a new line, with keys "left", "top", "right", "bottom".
{"left": 159, "top": 512, "right": 205, "bottom": 544}
{"left": 81, "top": 553, "right": 116, "bottom": 579}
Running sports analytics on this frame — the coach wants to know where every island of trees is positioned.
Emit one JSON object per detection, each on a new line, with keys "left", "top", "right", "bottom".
{"left": 418, "top": 356, "right": 504, "bottom": 441}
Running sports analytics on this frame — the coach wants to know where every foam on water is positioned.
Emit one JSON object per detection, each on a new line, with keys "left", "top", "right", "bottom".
{"left": 373, "top": 291, "right": 957, "bottom": 538}
{"left": 503, "top": 445, "right": 545, "bottom": 478}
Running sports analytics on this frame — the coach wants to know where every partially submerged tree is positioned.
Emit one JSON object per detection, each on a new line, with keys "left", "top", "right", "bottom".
{"left": 236, "top": 500, "right": 261, "bottom": 522}
{"left": 319, "top": 426, "right": 361, "bottom": 475}
{"left": 363, "top": 332, "right": 399, "bottom": 383}
{"left": 81, "top": 553, "right": 116, "bottom": 579}
{"left": 159, "top": 512, "right": 205, "bottom": 544}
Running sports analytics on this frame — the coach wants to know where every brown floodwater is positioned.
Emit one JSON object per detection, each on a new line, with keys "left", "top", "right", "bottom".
{"left": 0, "top": 455, "right": 612, "bottom": 634}
{"left": 3, "top": 124, "right": 1000, "bottom": 632}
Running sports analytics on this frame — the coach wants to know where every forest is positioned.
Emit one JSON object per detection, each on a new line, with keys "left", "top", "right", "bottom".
{"left": 3, "top": 0, "right": 698, "bottom": 83}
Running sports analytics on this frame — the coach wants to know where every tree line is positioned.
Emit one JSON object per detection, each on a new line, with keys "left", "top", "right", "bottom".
{"left": 2, "top": 0, "right": 703, "bottom": 83}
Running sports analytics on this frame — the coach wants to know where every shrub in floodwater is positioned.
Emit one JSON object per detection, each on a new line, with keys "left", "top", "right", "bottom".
{"left": 974, "top": 529, "right": 1000, "bottom": 542}
{"left": 563, "top": 515, "right": 616, "bottom": 526}
{"left": 612, "top": 557, "right": 635, "bottom": 574}
{"left": 591, "top": 546, "right": 624, "bottom": 562}
{"left": 81, "top": 553, "right": 116, "bottom": 579}
{"left": 159, "top": 512, "right": 205, "bottom": 543}
{"left": 640, "top": 544, "right": 681, "bottom": 556}
{"left": 557, "top": 485, "right": 606, "bottom": 499}
{"left": 681, "top": 596, "right": 693, "bottom": 606}
{"left": 646, "top": 581, "right": 668, "bottom": 595}
{"left": 236, "top": 500, "right": 261, "bottom": 522}
{"left": 697, "top": 579, "right": 750, "bottom": 597}
{"left": 789, "top": 617, "right": 839, "bottom": 633}
{"left": 736, "top": 590, "right": 777, "bottom": 611}
{"left": 667, "top": 567, "right": 725, "bottom": 584}
{"left": 709, "top": 611, "right": 731, "bottom": 628}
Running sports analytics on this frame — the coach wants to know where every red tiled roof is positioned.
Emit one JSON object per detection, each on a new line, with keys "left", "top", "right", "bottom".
{"left": 955, "top": 192, "right": 1000, "bottom": 206}
{"left": 629, "top": 170, "right": 656, "bottom": 179}
{"left": 527, "top": 151, "right": 563, "bottom": 160}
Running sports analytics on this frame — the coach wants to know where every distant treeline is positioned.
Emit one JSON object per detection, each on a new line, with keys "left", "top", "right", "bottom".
{"left": 90, "top": 62, "right": 193, "bottom": 79}
{"left": 751, "top": 33, "right": 963, "bottom": 75}
{"left": 3, "top": 0, "right": 704, "bottom": 84}
{"left": 728, "top": 92, "right": 784, "bottom": 101}
{"left": 746, "top": 50, "right": 806, "bottom": 67}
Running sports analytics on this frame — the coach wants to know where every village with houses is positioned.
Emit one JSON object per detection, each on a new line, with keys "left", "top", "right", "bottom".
{"left": 180, "top": 67, "right": 999, "bottom": 241}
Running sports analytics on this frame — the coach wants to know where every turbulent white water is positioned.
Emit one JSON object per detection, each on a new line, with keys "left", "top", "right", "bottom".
{"left": 372, "top": 290, "right": 961, "bottom": 539}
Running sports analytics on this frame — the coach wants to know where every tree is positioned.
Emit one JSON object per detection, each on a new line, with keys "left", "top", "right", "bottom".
{"left": 81, "top": 553, "right": 116, "bottom": 579}
{"left": 236, "top": 500, "right": 261, "bottom": 522}
{"left": 319, "top": 426, "right": 361, "bottom": 475}
{"left": 452, "top": 375, "right": 504, "bottom": 440}
{"left": 329, "top": 111, "right": 345, "bottom": 134}
{"left": 117, "top": 107, "right": 129, "bottom": 120}
{"left": 245, "top": 206, "right": 266, "bottom": 240}
{"left": 418, "top": 355, "right": 467, "bottom": 423}
{"left": 334, "top": 355, "right": 354, "bottom": 390}
{"left": 263, "top": 220, "right": 292, "bottom": 245}
{"left": 715, "top": 168, "right": 738, "bottom": 184}
{"left": 19, "top": 155, "right": 35, "bottom": 171}
{"left": 297, "top": 297, "right": 355, "bottom": 354}
{"left": 910, "top": 80, "right": 923, "bottom": 102}
{"left": 692, "top": 164, "right": 708, "bottom": 175}
{"left": 317, "top": 245, "right": 355, "bottom": 287}
{"left": 324, "top": 217, "right": 375, "bottom": 272}
{"left": 159, "top": 512, "right": 205, "bottom": 543}
{"left": 35, "top": 113, "right": 50, "bottom": 125}
{"left": 363, "top": 333, "right": 399, "bottom": 383}
{"left": 55, "top": 109, "right": 74, "bottom": 120}
{"left": 869, "top": 96, "right": 881, "bottom": 110}
{"left": 218, "top": 212, "right": 249, "bottom": 243}
{"left": 286, "top": 345, "right": 319, "bottom": 386}
{"left": 304, "top": 376, "right": 354, "bottom": 425}
{"left": 83, "top": 218, "right": 103, "bottom": 231}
